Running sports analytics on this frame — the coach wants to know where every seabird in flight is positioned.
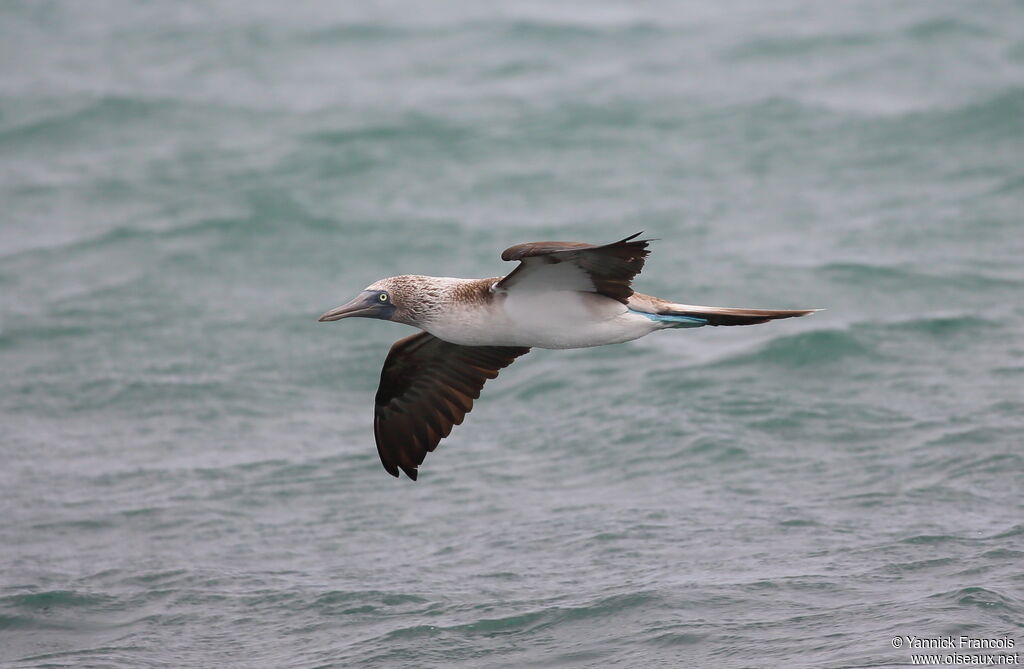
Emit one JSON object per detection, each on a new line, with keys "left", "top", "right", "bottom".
{"left": 319, "top": 233, "right": 817, "bottom": 480}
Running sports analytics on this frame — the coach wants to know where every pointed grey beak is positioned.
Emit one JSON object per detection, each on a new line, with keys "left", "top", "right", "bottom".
{"left": 318, "top": 298, "right": 373, "bottom": 321}
{"left": 318, "top": 292, "right": 394, "bottom": 322}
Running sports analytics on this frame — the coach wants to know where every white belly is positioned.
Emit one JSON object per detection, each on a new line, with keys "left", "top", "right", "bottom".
{"left": 424, "top": 290, "right": 662, "bottom": 349}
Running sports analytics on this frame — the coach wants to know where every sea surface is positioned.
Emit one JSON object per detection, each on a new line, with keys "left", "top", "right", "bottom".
{"left": 2, "top": 2, "right": 1023, "bottom": 667}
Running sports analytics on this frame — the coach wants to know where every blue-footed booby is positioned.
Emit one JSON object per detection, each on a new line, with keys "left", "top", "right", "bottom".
{"left": 319, "top": 233, "right": 817, "bottom": 480}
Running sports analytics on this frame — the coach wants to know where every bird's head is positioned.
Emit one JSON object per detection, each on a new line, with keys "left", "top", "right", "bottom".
{"left": 318, "top": 277, "right": 415, "bottom": 324}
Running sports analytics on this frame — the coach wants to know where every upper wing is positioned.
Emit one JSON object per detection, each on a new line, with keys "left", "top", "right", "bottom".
{"left": 374, "top": 331, "right": 530, "bottom": 480}
{"left": 494, "top": 232, "right": 651, "bottom": 303}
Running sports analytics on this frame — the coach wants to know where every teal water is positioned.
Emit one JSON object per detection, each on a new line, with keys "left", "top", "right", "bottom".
{"left": 2, "top": 2, "right": 1023, "bottom": 667}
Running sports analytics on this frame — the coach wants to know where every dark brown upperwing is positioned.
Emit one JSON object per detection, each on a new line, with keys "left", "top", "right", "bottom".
{"left": 496, "top": 232, "right": 651, "bottom": 303}
{"left": 374, "top": 331, "right": 530, "bottom": 480}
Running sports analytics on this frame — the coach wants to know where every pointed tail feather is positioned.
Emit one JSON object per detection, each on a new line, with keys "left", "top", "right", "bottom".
{"left": 660, "top": 304, "right": 821, "bottom": 326}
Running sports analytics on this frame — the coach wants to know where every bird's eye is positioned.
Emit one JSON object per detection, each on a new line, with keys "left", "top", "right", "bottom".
{"left": 379, "top": 292, "right": 389, "bottom": 302}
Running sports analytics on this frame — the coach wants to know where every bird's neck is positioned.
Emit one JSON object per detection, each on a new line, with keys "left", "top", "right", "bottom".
{"left": 393, "top": 276, "right": 498, "bottom": 327}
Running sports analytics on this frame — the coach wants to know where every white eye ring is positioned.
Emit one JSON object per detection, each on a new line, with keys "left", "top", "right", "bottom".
{"left": 379, "top": 293, "right": 388, "bottom": 302}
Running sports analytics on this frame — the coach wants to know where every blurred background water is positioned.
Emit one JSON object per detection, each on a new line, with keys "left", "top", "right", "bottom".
{"left": 1, "top": 2, "right": 1023, "bottom": 667}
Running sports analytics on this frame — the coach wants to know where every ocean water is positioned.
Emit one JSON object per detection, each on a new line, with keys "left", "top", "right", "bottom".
{"left": 2, "top": 1, "right": 1023, "bottom": 667}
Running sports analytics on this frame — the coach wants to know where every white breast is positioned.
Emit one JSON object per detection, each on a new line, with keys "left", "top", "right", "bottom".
{"left": 424, "top": 289, "right": 661, "bottom": 349}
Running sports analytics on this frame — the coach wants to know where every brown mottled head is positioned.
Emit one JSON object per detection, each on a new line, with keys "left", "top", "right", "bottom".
{"left": 317, "top": 275, "right": 438, "bottom": 327}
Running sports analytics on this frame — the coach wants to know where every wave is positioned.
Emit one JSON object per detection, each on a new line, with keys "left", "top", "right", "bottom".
{"left": 709, "top": 328, "right": 878, "bottom": 370}
{"left": 301, "top": 23, "right": 413, "bottom": 43}
{"left": 0, "top": 188, "right": 340, "bottom": 263}
{"left": 882, "top": 87, "right": 1024, "bottom": 141}
{"left": 297, "top": 17, "right": 668, "bottom": 56}
{"left": 0, "top": 96, "right": 167, "bottom": 147}
{"left": 21, "top": 376, "right": 237, "bottom": 415}
{"left": 991, "top": 524, "right": 1024, "bottom": 540}
{"left": 696, "top": 310, "right": 999, "bottom": 372}
{"left": 477, "top": 18, "right": 665, "bottom": 41}
{"left": 0, "top": 324, "right": 93, "bottom": 350}
{"left": 0, "top": 590, "right": 111, "bottom": 610}
{"left": 929, "top": 586, "right": 1021, "bottom": 614}
{"left": 305, "top": 114, "right": 470, "bottom": 147}
{"left": 904, "top": 17, "right": 992, "bottom": 41}
{"left": 818, "top": 262, "right": 1022, "bottom": 291}
{"left": 0, "top": 590, "right": 117, "bottom": 632}
{"left": 380, "top": 590, "right": 656, "bottom": 641}
{"left": 725, "top": 33, "right": 879, "bottom": 61}
{"left": 0, "top": 91, "right": 280, "bottom": 153}
{"left": 990, "top": 173, "right": 1024, "bottom": 195}
{"left": 935, "top": 87, "right": 1024, "bottom": 137}
{"left": 314, "top": 590, "right": 427, "bottom": 609}
{"left": 724, "top": 17, "right": 990, "bottom": 63}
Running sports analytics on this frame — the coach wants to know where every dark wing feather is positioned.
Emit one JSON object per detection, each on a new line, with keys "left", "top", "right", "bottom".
{"left": 495, "top": 232, "right": 651, "bottom": 303}
{"left": 669, "top": 307, "right": 817, "bottom": 326}
{"left": 374, "top": 331, "right": 530, "bottom": 480}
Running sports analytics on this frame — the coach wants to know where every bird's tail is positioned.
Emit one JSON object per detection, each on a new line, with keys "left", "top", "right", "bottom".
{"left": 654, "top": 303, "right": 820, "bottom": 327}
{"left": 628, "top": 293, "right": 820, "bottom": 328}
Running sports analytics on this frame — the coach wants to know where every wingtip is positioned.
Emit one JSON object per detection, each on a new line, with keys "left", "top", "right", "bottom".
{"left": 382, "top": 457, "right": 419, "bottom": 479}
{"left": 625, "top": 231, "right": 659, "bottom": 244}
